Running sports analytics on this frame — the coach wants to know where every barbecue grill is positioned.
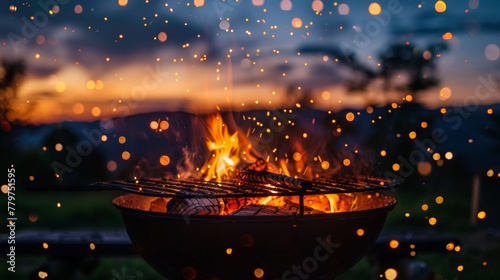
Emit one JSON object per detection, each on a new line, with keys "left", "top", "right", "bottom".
{"left": 94, "top": 173, "right": 398, "bottom": 280}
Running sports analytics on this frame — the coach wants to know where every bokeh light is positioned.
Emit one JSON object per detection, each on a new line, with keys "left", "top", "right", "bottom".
{"left": 338, "top": 3, "right": 350, "bottom": 15}
{"left": 158, "top": 32, "right": 168, "bottom": 42}
{"left": 435, "top": 1, "right": 447, "bottom": 13}
{"left": 485, "top": 44, "right": 500, "bottom": 61}
{"left": 368, "top": 2, "right": 381, "bottom": 15}
{"left": 254, "top": 268, "right": 264, "bottom": 278}
{"left": 291, "top": 17, "right": 303, "bottom": 28}
{"left": 384, "top": 268, "right": 398, "bottom": 280}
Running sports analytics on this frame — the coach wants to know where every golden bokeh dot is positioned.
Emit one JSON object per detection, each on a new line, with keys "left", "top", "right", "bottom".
{"left": 442, "top": 32, "right": 453, "bottom": 40}
{"left": 291, "top": 17, "right": 303, "bottom": 28}
{"left": 392, "top": 163, "right": 400, "bottom": 171}
{"left": 433, "top": 153, "right": 441, "bottom": 161}
{"left": 118, "top": 136, "right": 126, "bottom": 144}
{"left": 160, "top": 155, "right": 171, "bottom": 166}
{"left": 384, "top": 268, "right": 398, "bottom": 280}
{"left": 368, "top": 2, "right": 382, "bottom": 15}
{"left": 455, "top": 245, "right": 461, "bottom": 252}
{"left": 150, "top": 121, "right": 159, "bottom": 130}
{"left": 122, "top": 151, "right": 131, "bottom": 160}
{"left": 346, "top": 112, "right": 355, "bottom": 122}
{"left": 89, "top": 243, "right": 96, "bottom": 250}
{"left": 409, "top": 131, "right": 417, "bottom": 139}
{"left": 389, "top": 239, "right": 399, "bottom": 249}
{"left": 457, "top": 265, "right": 464, "bottom": 272}
{"left": 194, "top": 0, "right": 205, "bottom": 7}
{"left": 405, "top": 212, "right": 410, "bottom": 218}
{"left": 356, "top": 228, "right": 364, "bottom": 236}
{"left": 55, "top": 143, "right": 63, "bottom": 152}
{"left": 477, "top": 211, "right": 486, "bottom": 219}
{"left": 302, "top": 132, "right": 308, "bottom": 138}
{"left": 343, "top": 158, "right": 351, "bottom": 166}
{"left": 445, "top": 152, "right": 453, "bottom": 160}
{"left": 439, "top": 87, "right": 452, "bottom": 100}
{"left": 421, "top": 121, "right": 428, "bottom": 128}
{"left": 435, "top": 196, "right": 444, "bottom": 204}
{"left": 405, "top": 94, "right": 413, "bottom": 102}
{"left": 487, "top": 108, "right": 494, "bottom": 114}
{"left": 446, "top": 242, "right": 455, "bottom": 251}
{"left": 1, "top": 185, "right": 9, "bottom": 194}
{"left": 91, "top": 107, "right": 101, "bottom": 117}
{"left": 38, "top": 271, "right": 48, "bottom": 279}
{"left": 254, "top": 268, "right": 265, "bottom": 278}
{"left": 321, "top": 161, "right": 330, "bottom": 170}
{"left": 226, "top": 248, "right": 233, "bottom": 255}
{"left": 160, "top": 120, "right": 170, "bottom": 130}
{"left": 435, "top": 1, "right": 447, "bottom": 13}
{"left": 380, "top": 150, "right": 387, "bottom": 156}
{"left": 486, "top": 169, "right": 494, "bottom": 177}
{"left": 42, "top": 242, "right": 49, "bottom": 249}
{"left": 293, "top": 152, "right": 302, "bottom": 161}
{"left": 421, "top": 204, "right": 429, "bottom": 211}
{"left": 428, "top": 217, "right": 437, "bottom": 225}
{"left": 158, "top": 32, "right": 168, "bottom": 42}
{"left": 118, "top": 0, "right": 128, "bottom": 6}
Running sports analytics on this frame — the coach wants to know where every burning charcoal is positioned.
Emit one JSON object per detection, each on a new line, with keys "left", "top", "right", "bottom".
{"left": 166, "top": 196, "right": 222, "bottom": 215}
{"left": 221, "top": 197, "right": 260, "bottom": 214}
{"left": 149, "top": 197, "right": 168, "bottom": 212}
{"left": 229, "top": 204, "right": 293, "bottom": 216}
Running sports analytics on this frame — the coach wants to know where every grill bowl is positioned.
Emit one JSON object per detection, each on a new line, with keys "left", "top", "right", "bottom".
{"left": 113, "top": 192, "right": 396, "bottom": 280}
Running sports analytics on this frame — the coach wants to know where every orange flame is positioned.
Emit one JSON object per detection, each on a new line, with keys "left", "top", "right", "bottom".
{"left": 198, "top": 113, "right": 353, "bottom": 214}
{"left": 200, "top": 114, "right": 240, "bottom": 181}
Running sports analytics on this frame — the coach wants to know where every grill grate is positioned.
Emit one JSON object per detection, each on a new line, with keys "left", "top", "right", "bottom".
{"left": 93, "top": 173, "right": 398, "bottom": 199}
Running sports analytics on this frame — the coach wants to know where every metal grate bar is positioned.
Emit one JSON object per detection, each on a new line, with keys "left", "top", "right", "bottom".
{"left": 91, "top": 174, "right": 397, "bottom": 198}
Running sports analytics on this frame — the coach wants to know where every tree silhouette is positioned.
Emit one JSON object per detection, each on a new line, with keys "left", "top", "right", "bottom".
{"left": 0, "top": 59, "right": 26, "bottom": 127}
{"left": 379, "top": 42, "right": 448, "bottom": 97}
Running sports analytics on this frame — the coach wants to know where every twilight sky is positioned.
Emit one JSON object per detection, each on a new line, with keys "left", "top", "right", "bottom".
{"left": 1, "top": 0, "right": 499, "bottom": 123}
